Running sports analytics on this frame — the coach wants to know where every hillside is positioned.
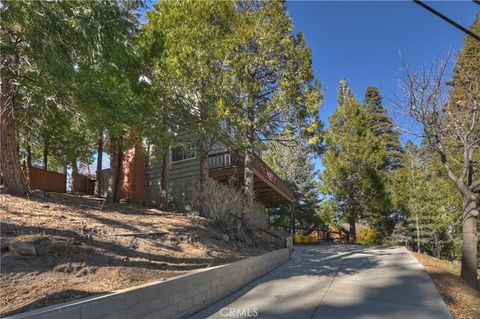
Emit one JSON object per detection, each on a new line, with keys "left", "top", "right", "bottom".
{"left": 0, "top": 192, "right": 274, "bottom": 316}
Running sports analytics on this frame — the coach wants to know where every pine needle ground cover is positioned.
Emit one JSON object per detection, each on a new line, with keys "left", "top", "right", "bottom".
{"left": 0, "top": 192, "right": 273, "bottom": 316}
{"left": 412, "top": 252, "right": 480, "bottom": 319}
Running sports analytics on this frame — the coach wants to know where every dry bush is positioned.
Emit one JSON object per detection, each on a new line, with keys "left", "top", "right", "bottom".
{"left": 192, "top": 179, "right": 250, "bottom": 242}
{"left": 192, "top": 179, "right": 245, "bottom": 221}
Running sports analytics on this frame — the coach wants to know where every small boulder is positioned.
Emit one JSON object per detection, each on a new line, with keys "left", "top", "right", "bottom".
{"left": 1, "top": 237, "right": 11, "bottom": 251}
{"left": 76, "top": 266, "right": 98, "bottom": 277}
{"left": 9, "top": 241, "right": 36, "bottom": 256}
{"left": 54, "top": 262, "right": 86, "bottom": 273}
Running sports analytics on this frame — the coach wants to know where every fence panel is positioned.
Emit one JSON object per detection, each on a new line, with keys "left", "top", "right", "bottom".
{"left": 29, "top": 166, "right": 66, "bottom": 193}
{"left": 72, "top": 173, "right": 95, "bottom": 195}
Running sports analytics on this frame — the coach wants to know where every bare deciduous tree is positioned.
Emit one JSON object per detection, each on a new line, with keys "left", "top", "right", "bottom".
{"left": 398, "top": 55, "right": 479, "bottom": 290}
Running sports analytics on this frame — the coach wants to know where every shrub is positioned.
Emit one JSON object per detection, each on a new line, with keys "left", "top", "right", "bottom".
{"left": 357, "top": 227, "right": 381, "bottom": 245}
{"left": 293, "top": 233, "right": 301, "bottom": 243}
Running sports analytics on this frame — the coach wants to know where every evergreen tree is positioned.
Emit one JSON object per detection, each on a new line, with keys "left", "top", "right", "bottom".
{"left": 264, "top": 136, "right": 321, "bottom": 230}
{"left": 321, "top": 80, "right": 389, "bottom": 242}
{"left": 390, "top": 142, "right": 463, "bottom": 259}
{"left": 363, "top": 86, "right": 401, "bottom": 170}
{"left": 228, "top": 1, "right": 323, "bottom": 223}
{"left": 141, "top": 0, "right": 236, "bottom": 211}
{"left": 362, "top": 87, "right": 401, "bottom": 235}
{"left": 0, "top": 1, "right": 141, "bottom": 195}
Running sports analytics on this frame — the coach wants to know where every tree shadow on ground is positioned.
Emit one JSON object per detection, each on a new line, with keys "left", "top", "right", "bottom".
{"left": 190, "top": 246, "right": 451, "bottom": 319}
{"left": 1, "top": 290, "right": 101, "bottom": 317}
{"left": 1, "top": 222, "right": 237, "bottom": 274}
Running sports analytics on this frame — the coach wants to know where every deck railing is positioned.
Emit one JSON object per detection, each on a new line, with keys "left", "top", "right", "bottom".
{"left": 208, "top": 150, "right": 294, "bottom": 201}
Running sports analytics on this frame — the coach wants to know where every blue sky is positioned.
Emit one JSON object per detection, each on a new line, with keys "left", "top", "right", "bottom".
{"left": 284, "top": 1, "right": 478, "bottom": 171}
{"left": 285, "top": 0, "right": 478, "bottom": 130}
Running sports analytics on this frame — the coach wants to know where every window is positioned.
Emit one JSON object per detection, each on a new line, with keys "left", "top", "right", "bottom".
{"left": 171, "top": 144, "right": 196, "bottom": 162}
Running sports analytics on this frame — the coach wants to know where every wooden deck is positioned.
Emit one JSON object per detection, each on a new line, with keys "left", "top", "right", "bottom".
{"left": 208, "top": 151, "right": 294, "bottom": 207}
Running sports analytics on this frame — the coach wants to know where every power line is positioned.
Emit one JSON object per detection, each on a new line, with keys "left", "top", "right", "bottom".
{"left": 413, "top": 0, "right": 480, "bottom": 42}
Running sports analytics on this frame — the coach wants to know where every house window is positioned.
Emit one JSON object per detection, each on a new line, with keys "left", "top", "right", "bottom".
{"left": 171, "top": 144, "right": 196, "bottom": 162}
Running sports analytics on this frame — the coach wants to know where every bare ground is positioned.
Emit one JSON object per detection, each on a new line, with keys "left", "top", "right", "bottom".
{"left": 0, "top": 191, "right": 275, "bottom": 317}
{"left": 412, "top": 252, "right": 480, "bottom": 319}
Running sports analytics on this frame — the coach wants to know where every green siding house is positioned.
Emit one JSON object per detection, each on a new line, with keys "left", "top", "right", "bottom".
{"left": 143, "top": 134, "right": 294, "bottom": 227}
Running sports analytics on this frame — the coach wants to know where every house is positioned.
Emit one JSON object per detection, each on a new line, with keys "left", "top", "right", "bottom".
{"left": 102, "top": 122, "right": 294, "bottom": 227}
{"left": 115, "top": 130, "right": 295, "bottom": 227}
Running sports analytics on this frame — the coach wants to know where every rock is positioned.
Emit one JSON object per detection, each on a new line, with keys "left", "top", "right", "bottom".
{"left": 76, "top": 266, "right": 98, "bottom": 277}
{"left": 221, "top": 234, "right": 229, "bottom": 242}
{"left": 54, "top": 262, "right": 86, "bottom": 273}
{"left": 9, "top": 241, "right": 36, "bottom": 256}
{"left": 1, "top": 237, "right": 11, "bottom": 250}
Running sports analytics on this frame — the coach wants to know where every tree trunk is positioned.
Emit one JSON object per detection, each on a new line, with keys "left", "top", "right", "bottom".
{"left": 107, "top": 148, "right": 117, "bottom": 203}
{"left": 26, "top": 144, "right": 32, "bottom": 168}
{"left": 107, "top": 138, "right": 123, "bottom": 203}
{"left": 94, "top": 137, "right": 103, "bottom": 197}
{"left": 290, "top": 203, "right": 295, "bottom": 237}
{"left": 0, "top": 69, "right": 28, "bottom": 195}
{"left": 160, "top": 144, "right": 170, "bottom": 211}
{"left": 198, "top": 139, "right": 209, "bottom": 216}
{"left": 243, "top": 147, "right": 255, "bottom": 225}
{"left": 349, "top": 214, "right": 356, "bottom": 243}
{"left": 461, "top": 195, "right": 478, "bottom": 290}
{"left": 71, "top": 160, "right": 78, "bottom": 193}
{"left": 114, "top": 142, "right": 123, "bottom": 203}
{"left": 416, "top": 213, "right": 421, "bottom": 253}
{"left": 43, "top": 135, "right": 49, "bottom": 170}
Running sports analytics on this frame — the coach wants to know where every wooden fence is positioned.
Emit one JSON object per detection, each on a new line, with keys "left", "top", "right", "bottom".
{"left": 28, "top": 166, "right": 66, "bottom": 193}
{"left": 72, "top": 172, "right": 95, "bottom": 195}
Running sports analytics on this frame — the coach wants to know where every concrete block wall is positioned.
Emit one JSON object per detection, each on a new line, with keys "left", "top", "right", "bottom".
{"left": 8, "top": 248, "right": 289, "bottom": 319}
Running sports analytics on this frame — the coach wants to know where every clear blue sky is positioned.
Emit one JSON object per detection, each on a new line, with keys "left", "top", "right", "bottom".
{"left": 285, "top": 0, "right": 478, "bottom": 129}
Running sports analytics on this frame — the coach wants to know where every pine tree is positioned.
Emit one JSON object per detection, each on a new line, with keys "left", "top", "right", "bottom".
{"left": 363, "top": 87, "right": 401, "bottom": 170}
{"left": 141, "top": 0, "right": 237, "bottom": 212}
{"left": 391, "top": 143, "right": 463, "bottom": 259}
{"left": 321, "top": 80, "right": 389, "bottom": 243}
{"left": 264, "top": 136, "right": 321, "bottom": 230}
{"left": 228, "top": 1, "right": 323, "bottom": 223}
{"left": 0, "top": 1, "right": 141, "bottom": 195}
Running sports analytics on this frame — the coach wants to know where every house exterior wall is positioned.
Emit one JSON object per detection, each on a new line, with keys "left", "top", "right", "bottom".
{"left": 145, "top": 137, "right": 202, "bottom": 211}
{"left": 253, "top": 200, "right": 267, "bottom": 227}
{"left": 169, "top": 150, "right": 201, "bottom": 211}
{"left": 145, "top": 144, "right": 163, "bottom": 206}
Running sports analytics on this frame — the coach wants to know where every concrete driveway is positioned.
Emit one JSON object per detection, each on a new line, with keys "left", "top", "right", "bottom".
{"left": 190, "top": 245, "right": 451, "bottom": 319}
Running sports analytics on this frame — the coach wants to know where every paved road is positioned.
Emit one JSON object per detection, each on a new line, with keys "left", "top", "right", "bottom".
{"left": 190, "top": 245, "right": 451, "bottom": 319}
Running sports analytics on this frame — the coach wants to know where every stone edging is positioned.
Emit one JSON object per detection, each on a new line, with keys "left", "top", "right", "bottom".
{"left": 7, "top": 248, "right": 290, "bottom": 319}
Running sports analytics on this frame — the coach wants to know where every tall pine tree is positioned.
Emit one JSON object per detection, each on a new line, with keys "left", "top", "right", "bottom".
{"left": 321, "top": 80, "right": 389, "bottom": 242}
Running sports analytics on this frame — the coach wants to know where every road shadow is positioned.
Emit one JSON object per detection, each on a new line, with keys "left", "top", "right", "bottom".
{"left": 190, "top": 246, "right": 451, "bottom": 319}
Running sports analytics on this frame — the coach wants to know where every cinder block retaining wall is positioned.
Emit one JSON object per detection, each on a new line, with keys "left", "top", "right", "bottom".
{"left": 8, "top": 248, "right": 290, "bottom": 319}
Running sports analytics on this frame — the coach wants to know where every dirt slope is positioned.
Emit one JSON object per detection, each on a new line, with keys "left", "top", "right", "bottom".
{"left": 0, "top": 192, "right": 274, "bottom": 316}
